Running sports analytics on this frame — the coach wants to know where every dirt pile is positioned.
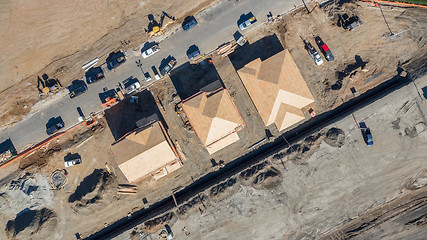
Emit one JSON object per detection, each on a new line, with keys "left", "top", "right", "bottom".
{"left": 5, "top": 208, "right": 57, "bottom": 239}
{"left": 285, "top": 133, "right": 324, "bottom": 164}
{"left": 178, "top": 194, "right": 207, "bottom": 217}
{"left": 1, "top": 173, "right": 54, "bottom": 218}
{"left": 405, "top": 170, "right": 427, "bottom": 190}
{"left": 209, "top": 178, "right": 238, "bottom": 200}
{"left": 323, "top": 127, "right": 345, "bottom": 147}
{"left": 19, "top": 144, "right": 61, "bottom": 169}
{"left": 240, "top": 161, "right": 282, "bottom": 189}
{"left": 390, "top": 100, "right": 426, "bottom": 138}
{"left": 18, "top": 122, "right": 103, "bottom": 169}
{"left": 68, "top": 169, "right": 116, "bottom": 214}
{"left": 142, "top": 212, "right": 177, "bottom": 234}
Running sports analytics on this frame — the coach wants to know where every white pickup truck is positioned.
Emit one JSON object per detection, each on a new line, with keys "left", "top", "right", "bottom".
{"left": 239, "top": 16, "right": 257, "bottom": 31}
{"left": 142, "top": 44, "right": 160, "bottom": 59}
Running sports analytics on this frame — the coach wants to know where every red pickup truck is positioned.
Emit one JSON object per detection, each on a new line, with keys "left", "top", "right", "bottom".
{"left": 315, "top": 36, "right": 335, "bottom": 62}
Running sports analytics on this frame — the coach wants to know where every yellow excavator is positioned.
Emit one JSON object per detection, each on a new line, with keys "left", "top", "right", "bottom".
{"left": 149, "top": 11, "right": 175, "bottom": 37}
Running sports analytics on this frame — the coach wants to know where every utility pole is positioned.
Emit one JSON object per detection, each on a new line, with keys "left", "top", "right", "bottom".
{"left": 378, "top": 3, "right": 393, "bottom": 36}
{"left": 135, "top": 60, "right": 144, "bottom": 74}
{"left": 301, "top": 0, "right": 309, "bottom": 13}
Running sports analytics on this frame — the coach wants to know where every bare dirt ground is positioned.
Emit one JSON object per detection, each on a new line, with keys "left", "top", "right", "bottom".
{"left": 0, "top": 1, "right": 426, "bottom": 240}
{"left": 117, "top": 74, "right": 427, "bottom": 240}
{"left": 0, "top": 0, "right": 217, "bottom": 128}
{"left": 238, "top": 0, "right": 426, "bottom": 113}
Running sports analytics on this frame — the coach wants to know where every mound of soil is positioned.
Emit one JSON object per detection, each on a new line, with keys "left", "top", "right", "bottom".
{"left": 69, "top": 169, "right": 115, "bottom": 214}
{"left": 143, "top": 212, "right": 177, "bottom": 234}
{"left": 406, "top": 170, "right": 427, "bottom": 190}
{"left": 69, "top": 169, "right": 110, "bottom": 203}
{"left": 253, "top": 167, "right": 282, "bottom": 189}
{"left": 324, "top": 128, "right": 345, "bottom": 147}
{"left": 210, "top": 178, "right": 237, "bottom": 198}
{"left": 178, "top": 194, "right": 207, "bottom": 217}
{"left": 5, "top": 208, "right": 57, "bottom": 239}
{"left": 239, "top": 161, "right": 282, "bottom": 189}
{"left": 287, "top": 133, "right": 324, "bottom": 164}
{"left": 240, "top": 161, "right": 269, "bottom": 181}
{"left": 19, "top": 145, "right": 62, "bottom": 170}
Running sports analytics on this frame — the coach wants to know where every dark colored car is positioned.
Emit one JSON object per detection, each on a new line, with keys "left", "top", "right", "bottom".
{"left": 85, "top": 67, "right": 104, "bottom": 84}
{"left": 182, "top": 16, "right": 198, "bottom": 31}
{"left": 160, "top": 59, "right": 176, "bottom": 76}
{"left": 186, "top": 45, "right": 200, "bottom": 60}
{"left": 46, "top": 117, "right": 65, "bottom": 135}
{"left": 359, "top": 122, "right": 374, "bottom": 146}
{"left": 106, "top": 51, "right": 126, "bottom": 70}
{"left": 315, "top": 36, "right": 334, "bottom": 62}
{"left": 68, "top": 81, "right": 87, "bottom": 98}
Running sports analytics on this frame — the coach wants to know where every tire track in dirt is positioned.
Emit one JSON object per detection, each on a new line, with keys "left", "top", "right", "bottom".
{"left": 319, "top": 187, "right": 427, "bottom": 240}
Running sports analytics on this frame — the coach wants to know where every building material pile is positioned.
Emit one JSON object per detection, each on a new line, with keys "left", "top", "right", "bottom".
{"left": 217, "top": 42, "right": 238, "bottom": 57}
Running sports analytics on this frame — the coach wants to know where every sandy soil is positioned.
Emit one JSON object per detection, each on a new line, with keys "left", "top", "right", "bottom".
{"left": 121, "top": 74, "right": 427, "bottom": 240}
{"left": 0, "top": 1, "right": 426, "bottom": 239}
{"left": 0, "top": 0, "right": 216, "bottom": 128}
{"left": 275, "top": 1, "right": 426, "bottom": 111}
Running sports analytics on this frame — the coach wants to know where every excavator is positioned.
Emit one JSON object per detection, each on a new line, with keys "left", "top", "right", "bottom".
{"left": 148, "top": 11, "right": 175, "bottom": 37}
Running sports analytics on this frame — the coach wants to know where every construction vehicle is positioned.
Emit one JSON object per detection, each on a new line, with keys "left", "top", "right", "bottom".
{"left": 149, "top": 11, "right": 175, "bottom": 37}
{"left": 38, "top": 75, "right": 62, "bottom": 95}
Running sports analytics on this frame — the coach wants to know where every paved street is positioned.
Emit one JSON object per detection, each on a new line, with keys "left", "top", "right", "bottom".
{"left": 0, "top": 0, "right": 303, "bottom": 151}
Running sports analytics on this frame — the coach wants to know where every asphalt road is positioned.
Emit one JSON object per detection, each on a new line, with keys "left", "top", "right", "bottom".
{"left": 0, "top": 0, "right": 302, "bottom": 152}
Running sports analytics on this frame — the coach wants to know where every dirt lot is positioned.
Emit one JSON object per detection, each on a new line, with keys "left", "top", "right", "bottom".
{"left": 116, "top": 74, "right": 427, "bottom": 240}
{"left": 235, "top": 0, "right": 426, "bottom": 113}
{"left": 0, "top": 1, "right": 426, "bottom": 239}
{"left": 0, "top": 0, "right": 218, "bottom": 129}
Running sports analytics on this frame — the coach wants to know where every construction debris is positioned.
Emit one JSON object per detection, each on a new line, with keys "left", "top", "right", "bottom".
{"left": 50, "top": 169, "right": 68, "bottom": 190}
{"left": 117, "top": 184, "right": 137, "bottom": 195}
{"left": 217, "top": 42, "right": 239, "bottom": 57}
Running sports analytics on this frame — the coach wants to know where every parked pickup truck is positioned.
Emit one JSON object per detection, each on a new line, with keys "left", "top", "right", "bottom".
{"left": 65, "top": 157, "right": 82, "bottom": 167}
{"left": 160, "top": 59, "right": 176, "bottom": 76}
{"left": 123, "top": 77, "right": 141, "bottom": 95}
{"left": 85, "top": 67, "right": 105, "bottom": 84}
{"left": 306, "top": 42, "right": 323, "bottom": 66}
{"left": 239, "top": 16, "right": 257, "bottom": 31}
{"left": 359, "top": 122, "right": 374, "bottom": 146}
{"left": 315, "top": 36, "right": 334, "bottom": 62}
{"left": 142, "top": 44, "right": 160, "bottom": 59}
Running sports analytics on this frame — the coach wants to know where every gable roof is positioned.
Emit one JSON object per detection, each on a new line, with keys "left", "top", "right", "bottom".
{"left": 237, "top": 49, "right": 315, "bottom": 131}
{"left": 111, "top": 121, "right": 180, "bottom": 183}
{"left": 181, "top": 88, "right": 244, "bottom": 152}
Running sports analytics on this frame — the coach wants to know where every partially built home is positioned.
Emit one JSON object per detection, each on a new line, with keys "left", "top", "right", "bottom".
{"left": 110, "top": 120, "right": 182, "bottom": 183}
{"left": 181, "top": 87, "right": 245, "bottom": 154}
{"left": 237, "top": 49, "right": 315, "bottom": 131}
